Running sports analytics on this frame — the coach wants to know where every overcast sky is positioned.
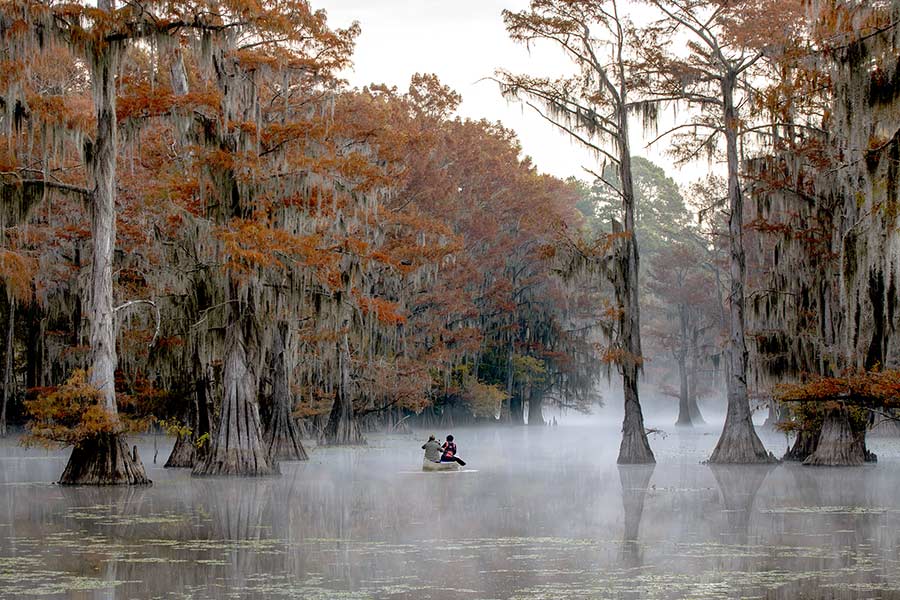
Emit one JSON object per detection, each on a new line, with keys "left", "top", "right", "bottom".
{"left": 315, "top": 0, "right": 709, "bottom": 188}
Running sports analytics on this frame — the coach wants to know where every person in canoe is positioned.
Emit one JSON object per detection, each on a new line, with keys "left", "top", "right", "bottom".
{"left": 421, "top": 435, "right": 442, "bottom": 463}
{"left": 440, "top": 434, "right": 466, "bottom": 466}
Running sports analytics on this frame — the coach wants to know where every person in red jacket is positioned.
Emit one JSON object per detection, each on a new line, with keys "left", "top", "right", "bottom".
{"left": 440, "top": 434, "right": 466, "bottom": 466}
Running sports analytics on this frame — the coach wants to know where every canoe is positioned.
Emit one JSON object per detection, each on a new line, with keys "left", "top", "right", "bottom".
{"left": 422, "top": 459, "right": 460, "bottom": 472}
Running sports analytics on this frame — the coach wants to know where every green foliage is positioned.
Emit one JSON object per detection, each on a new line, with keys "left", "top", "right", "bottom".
{"left": 574, "top": 157, "right": 694, "bottom": 253}
{"left": 453, "top": 364, "right": 509, "bottom": 418}
{"left": 463, "top": 379, "right": 509, "bottom": 418}
{"left": 157, "top": 417, "right": 191, "bottom": 438}
{"left": 511, "top": 353, "right": 548, "bottom": 386}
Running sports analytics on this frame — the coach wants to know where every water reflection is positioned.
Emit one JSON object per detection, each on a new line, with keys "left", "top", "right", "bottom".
{"left": 1, "top": 426, "right": 900, "bottom": 598}
{"left": 618, "top": 464, "right": 654, "bottom": 571}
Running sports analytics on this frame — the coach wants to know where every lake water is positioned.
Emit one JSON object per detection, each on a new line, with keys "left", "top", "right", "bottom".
{"left": 2, "top": 419, "right": 900, "bottom": 599}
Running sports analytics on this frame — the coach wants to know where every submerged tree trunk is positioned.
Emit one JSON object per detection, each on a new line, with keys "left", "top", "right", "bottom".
{"left": 1, "top": 297, "right": 13, "bottom": 437}
{"left": 60, "top": 44, "right": 147, "bottom": 485}
{"left": 709, "top": 72, "right": 773, "bottom": 464}
{"left": 193, "top": 318, "right": 276, "bottom": 477}
{"left": 60, "top": 433, "right": 149, "bottom": 485}
{"left": 804, "top": 407, "right": 865, "bottom": 466}
{"left": 617, "top": 126, "right": 654, "bottom": 464}
{"left": 263, "top": 325, "right": 308, "bottom": 461}
{"left": 165, "top": 427, "right": 195, "bottom": 468}
{"left": 321, "top": 333, "right": 365, "bottom": 446}
{"left": 620, "top": 366, "right": 655, "bottom": 464}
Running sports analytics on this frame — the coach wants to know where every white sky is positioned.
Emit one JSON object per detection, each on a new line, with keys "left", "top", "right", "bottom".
{"left": 315, "top": 0, "right": 711, "bottom": 187}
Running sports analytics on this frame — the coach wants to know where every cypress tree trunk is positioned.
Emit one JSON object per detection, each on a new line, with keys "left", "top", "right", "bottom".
{"left": 1, "top": 297, "right": 12, "bottom": 437}
{"left": 687, "top": 393, "right": 705, "bottom": 425}
{"left": 509, "top": 394, "right": 524, "bottom": 425}
{"left": 263, "top": 325, "right": 308, "bottom": 461}
{"left": 762, "top": 397, "right": 780, "bottom": 429}
{"left": 60, "top": 433, "right": 148, "bottom": 485}
{"left": 527, "top": 389, "right": 544, "bottom": 426}
{"left": 675, "top": 306, "right": 692, "bottom": 427}
{"left": 25, "top": 301, "right": 42, "bottom": 391}
{"left": 60, "top": 42, "right": 147, "bottom": 485}
{"left": 165, "top": 427, "right": 195, "bottom": 468}
{"left": 164, "top": 376, "right": 205, "bottom": 468}
{"left": 193, "top": 311, "right": 276, "bottom": 476}
{"left": 687, "top": 326, "right": 706, "bottom": 425}
{"left": 165, "top": 356, "right": 208, "bottom": 468}
{"left": 708, "top": 72, "right": 773, "bottom": 464}
{"left": 675, "top": 354, "right": 691, "bottom": 427}
{"left": 321, "top": 333, "right": 365, "bottom": 446}
{"left": 803, "top": 406, "right": 865, "bottom": 466}
{"left": 616, "top": 124, "right": 654, "bottom": 464}
{"left": 784, "top": 426, "right": 819, "bottom": 462}
{"left": 502, "top": 340, "right": 524, "bottom": 425}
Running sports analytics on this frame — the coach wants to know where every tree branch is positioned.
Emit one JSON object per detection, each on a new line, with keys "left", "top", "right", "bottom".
{"left": 114, "top": 299, "right": 161, "bottom": 347}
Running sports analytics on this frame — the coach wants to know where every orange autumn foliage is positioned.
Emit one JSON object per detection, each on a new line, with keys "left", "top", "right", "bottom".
{"left": 0, "top": 249, "right": 36, "bottom": 303}
{"left": 776, "top": 368, "right": 900, "bottom": 406}
{"left": 355, "top": 295, "right": 406, "bottom": 326}
{"left": 24, "top": 371, "right": 123, "bottom": 447}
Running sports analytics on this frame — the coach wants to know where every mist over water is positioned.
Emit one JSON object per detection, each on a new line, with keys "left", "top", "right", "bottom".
{"left": 2, "top": 416, "right": 900, "bottom": 599}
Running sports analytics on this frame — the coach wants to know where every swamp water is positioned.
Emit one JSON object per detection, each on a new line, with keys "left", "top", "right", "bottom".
{"left": 2, "top": 423, "right": 900, "bottom": 599}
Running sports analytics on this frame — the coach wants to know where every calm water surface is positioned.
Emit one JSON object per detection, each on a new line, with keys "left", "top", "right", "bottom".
{"left": 2, "top": 421, "right": 900, "bottom": 599}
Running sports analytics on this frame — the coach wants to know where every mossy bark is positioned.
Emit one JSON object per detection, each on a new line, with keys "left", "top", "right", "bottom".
{"left": 193, "top": 322, "right": 277, "bottom": 477}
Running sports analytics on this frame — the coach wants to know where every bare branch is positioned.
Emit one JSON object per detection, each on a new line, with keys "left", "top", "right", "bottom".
{"left": 114, "top": 299, "right": 162, "bottom": 347}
